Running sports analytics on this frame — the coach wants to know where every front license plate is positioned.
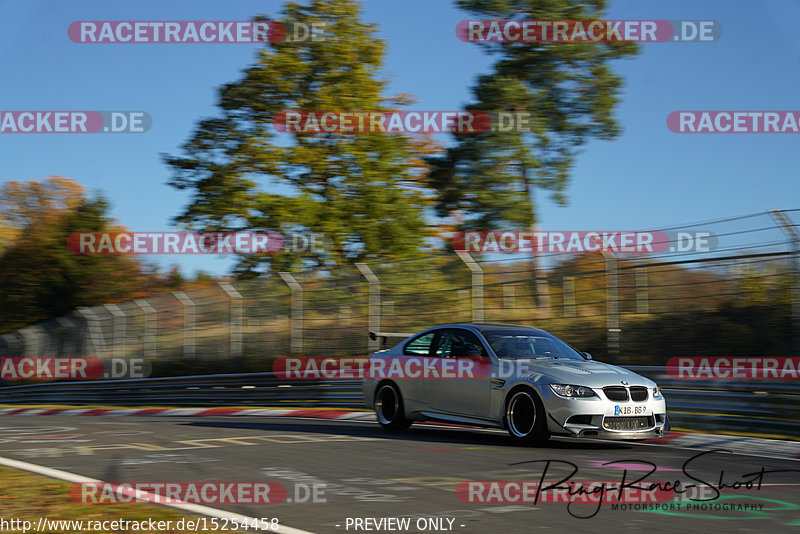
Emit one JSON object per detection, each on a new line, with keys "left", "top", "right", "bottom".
{"left": 615, "top": 405, "right": 647, "bottom": 416}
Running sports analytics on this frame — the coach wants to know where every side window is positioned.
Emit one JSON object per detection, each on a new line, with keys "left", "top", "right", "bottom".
{"left": 434, "top": 329, "right": 484, "bottom": 358}
{"left": 403, "top": 331, "right": 436, "bottom": 356}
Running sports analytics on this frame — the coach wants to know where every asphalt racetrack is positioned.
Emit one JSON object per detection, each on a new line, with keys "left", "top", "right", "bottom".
{"left": 1, "top": 415, "right": 799, "bottom": 534}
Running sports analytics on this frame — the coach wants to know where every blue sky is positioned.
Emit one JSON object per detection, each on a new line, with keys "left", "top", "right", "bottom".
{"left": 1, "top": 0, "right": 798, "bottom": 276}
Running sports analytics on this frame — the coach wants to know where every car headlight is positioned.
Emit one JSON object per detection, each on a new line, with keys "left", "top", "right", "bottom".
{"left": 653, "top": 386, "right": 661, "bottom": 397}
{"left": 550, "top": 384, "right": 596, "bottom": 398}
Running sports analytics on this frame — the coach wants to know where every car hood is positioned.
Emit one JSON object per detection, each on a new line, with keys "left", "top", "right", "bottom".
{"left": 501, "top": 358, "right": 655, "bottom": 388}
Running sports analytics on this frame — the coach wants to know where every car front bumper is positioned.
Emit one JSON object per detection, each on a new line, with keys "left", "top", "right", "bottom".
{"left": 536, "top": 384, "right": 668, "bottom": 440}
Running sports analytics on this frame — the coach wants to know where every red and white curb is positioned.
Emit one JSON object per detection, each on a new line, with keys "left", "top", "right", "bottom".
{"left": 2, "top": 407, "right": 798, "bottom": 460}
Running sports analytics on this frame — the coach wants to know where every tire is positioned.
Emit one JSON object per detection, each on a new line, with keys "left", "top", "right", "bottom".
{"left": 505, "top": 388, "right": 550, "bottom": 445}
{"left": 374, "top": 382, "right": 412, "bottom": 431}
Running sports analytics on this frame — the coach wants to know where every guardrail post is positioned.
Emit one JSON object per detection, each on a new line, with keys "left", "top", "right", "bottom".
{"left": 770, "top": 209, "right": 800, "bottom": 356}
{"left": 279, "top": 273, "right": 303, "bottom": 354}
{"left": 530, "top": 219, "right": 551, "bottom": 313}
{"left": 605, "top": 253, "right": 620, "bottom": 362}
{"left": 456, "top": 251, "right": 484, "bottom": 323}
{"left": 219, "top": 282, "right": 243, "bottom": 361}
{"left": 563, "top": 276, "right": 576, "bottom": 317}
{"left": 104, "top": 304, "right": 126, "bottom": 359}
{"left": 134, "top": 299, "right": 157, "bottom": 361}
{"left": 356, "top": 263, "right": 381, "bottom": 353}
{"left": 173, "top": 292, "right": 196, "bottom": 360}
{"left": 636, "top": 265, "right": 649, "bottom": 315}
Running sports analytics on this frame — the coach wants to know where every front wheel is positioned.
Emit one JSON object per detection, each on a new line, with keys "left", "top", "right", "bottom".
{"left": 505, "top": 388, "right": 550, "bottom": 445}
{"left": 375, "top": 382, "right": 412, "bottom": 431}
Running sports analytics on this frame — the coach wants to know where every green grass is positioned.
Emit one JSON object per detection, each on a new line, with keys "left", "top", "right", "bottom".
{"left": 0, "top": 465, "right": 242, "bottom": 533}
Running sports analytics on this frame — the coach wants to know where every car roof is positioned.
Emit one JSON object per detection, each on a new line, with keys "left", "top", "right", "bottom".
{"left": 445, "top": 323, "right": 550, "bottom": 335}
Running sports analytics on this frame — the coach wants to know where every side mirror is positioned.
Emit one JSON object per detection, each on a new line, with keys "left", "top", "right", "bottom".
{"left": 582, "top": 352, "right": 593, "bottom": 360}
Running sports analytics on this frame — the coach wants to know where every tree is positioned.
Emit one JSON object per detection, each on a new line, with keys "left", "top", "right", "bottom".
{"left": 0, "top": 177, "right": 172, "bottom": 332}
{"left": 165, "top": 0, "right": 432, "bottom": 277}
{"left": 0, "top": 175, "right": 84, "bottom": 255}
{"left": 430, "top": 0, "right": 639, "bottom": 305}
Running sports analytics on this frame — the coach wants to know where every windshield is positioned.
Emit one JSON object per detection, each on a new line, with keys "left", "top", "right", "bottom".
{"left": 484, "top": 331, "right": 585, "bottom": 360}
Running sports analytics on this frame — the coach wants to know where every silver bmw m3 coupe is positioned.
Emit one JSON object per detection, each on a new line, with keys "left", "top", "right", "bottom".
{"left": 363, "top": 323, "right": 668, "bottom": 444}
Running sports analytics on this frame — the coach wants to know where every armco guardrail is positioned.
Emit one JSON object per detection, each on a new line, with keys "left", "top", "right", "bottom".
{"left": 628, "top": 366, "right": 800, "bottom": 437}
{"left": 0, "top": 368, "right": 798, "bottom": 437}
{"left": 0, "top": 373, "right": 364, "bottom": 408}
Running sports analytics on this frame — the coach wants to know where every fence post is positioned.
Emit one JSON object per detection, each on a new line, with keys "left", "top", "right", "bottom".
{"left": 173, "top": 292, "right": 196, "bottom": 360}
{"left": 104, "top": 304, "right": 126, "bottom": 359}
{"left": 605, "top": 253, "right": 620, "bottom": 362}
{"left": 770, "top": 210, "right": 800, "bottom": 356}
{"left": 18, "top": 327, "right": 38, "bottom": 358}
{"left": 134, "top": 299, "right": 157, "bottom": 361}
{"left": 563, "top": 276, "right": 576, "bottom": 317}
{"left": 75, "top": 307, "right": 104, "bottom": 359}
{"left": 636, "top": 264, "right": 649, "bottom": 315}
{"left": 219, "top": 282, "right": 243, "bottom": 362}
{"left": 279, "top": 272, "right": 303, "bottom": 354}
{"left": 456, "top": 251, "right": 484, "bottom": 323}
{"left": 56, "top": 316, "right": 76, "bottom": 358}
{"left": 356, "top": 263, "right": 381, "bottom": 353}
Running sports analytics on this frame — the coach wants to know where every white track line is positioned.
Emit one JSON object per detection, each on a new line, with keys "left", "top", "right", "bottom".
{"left": 0, "top": 455, "right": 316, "bottom": 534}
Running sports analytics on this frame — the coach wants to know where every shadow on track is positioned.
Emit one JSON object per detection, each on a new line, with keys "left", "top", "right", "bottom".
{"left": 181, "top": 417, "right": 647, "bottom": 451}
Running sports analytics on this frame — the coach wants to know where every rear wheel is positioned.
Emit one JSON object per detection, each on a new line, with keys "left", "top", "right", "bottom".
{"left": 505, "top": 388, "right": 550, "bottom": 445}
{"left": 375, "top": 382, "right": 412, "bottom": 431}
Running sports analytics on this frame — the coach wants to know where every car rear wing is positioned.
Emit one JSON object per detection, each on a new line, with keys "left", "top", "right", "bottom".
{"left": 368, "top": 331, "right": 414, "bottom": 348}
